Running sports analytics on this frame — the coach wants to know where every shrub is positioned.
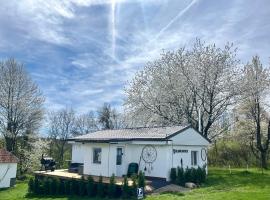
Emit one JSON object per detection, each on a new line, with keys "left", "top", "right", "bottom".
{"left": 190, "top": 168, "right": 197, "bottom": 183}
{"left": 43, "top": 178, "right": 50, "bottom": 195}
{"left": 70, "top": 179, "right": 78, "bottom": 195}
{"left": 201, "top": 167, "right": 206, "bottom": 183}
{"left": 34, "top": 177, "right": 40, "bottom": 195}
{"left": 97, "top": 175, "right": 104, "bottom": 198}
{"left": 138, "top": 171, "right": 145, "bottom": 188}
{"left": 170, "top": 168, "right": 177, "bottom": 183}
{"left": 55, "top": 178, "right": 61, "bottom": 194}
{"left": 184, "top": 167, "right": 191, "bottom": 182}
{"left": 28, "top": 178, "right": 35, "bottom": 194}
{"left": 78, "top": 177, "right": 85, "bottom": 196}
{"left": 176, "top": 167, "right": 185, "bottom": 186}
{"left": 59, "top": 180, "right": 65, "bottom": 195}
{"left": 197, "top": 166, "right": 206, "bottom": 184}
{"left": 108, "top": 174, "right": 117, "bottom": 198}
{"left": 86, "top": 176, "right": 95, "bottom": 197}
{"left": 131, "top": 174, "right": 137, "bottom": 197}
{"left": 50, "top": 178, "right": 59, "bottom": 195}
{"left": 122, "top": 176, "right": 130, "bottom": 198}
{"left": 64, "top": 180, "right": 70, "bottom": 195}
{"left": 174, "top": 167, "right": 207, "bottom": 185}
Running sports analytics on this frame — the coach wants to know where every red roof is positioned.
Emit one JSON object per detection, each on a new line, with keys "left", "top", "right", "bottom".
{"left": 0, "top": 149, "right": 18, "bottom": 163}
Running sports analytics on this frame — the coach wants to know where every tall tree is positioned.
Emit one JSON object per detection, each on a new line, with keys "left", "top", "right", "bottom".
{"left": 240, "top": 56, "right": 270, "bottom": 169}
{"left": 125, "top": 40, "right": 241, "bottom": 138}
{"left": 98, "top": 103, "right": 122, "bottom": 130}
{"left": 72, "top": 111, "right": 98, "bottom": 136}
{"left": 48, "top": 108, "right": 75, "bottom": 166}
{"left": 0, "top": 58, "right": 44, "bottom": 152}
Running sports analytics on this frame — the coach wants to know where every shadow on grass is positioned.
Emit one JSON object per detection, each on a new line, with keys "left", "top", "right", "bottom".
{"left": 160, "top": 191, "right": 185, "bottom": 197}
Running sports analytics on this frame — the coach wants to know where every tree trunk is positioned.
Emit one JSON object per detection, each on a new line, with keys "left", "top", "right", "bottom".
{"left": 261, "top": 151, "right": 268, "bottom": 169}
{"left": 5, "top": 136, "right": 14, "bottom": 152}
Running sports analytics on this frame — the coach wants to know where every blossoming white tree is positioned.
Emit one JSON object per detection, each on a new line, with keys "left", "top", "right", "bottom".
{"left": 125, "top": 40, "right": 241, "bottom": 138}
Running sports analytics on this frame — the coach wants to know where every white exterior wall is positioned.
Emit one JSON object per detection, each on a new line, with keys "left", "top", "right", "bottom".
{"left": 83, "top": 143, "right": 111, "bottom": 177}
{"left": 72, "top": 142, "right": 172, "bottom": 180}
{"left": 0, "top": 163, "right": 17, "bottom": 188}
{"left": 71, "top": 143, "right": 84, "bottom": 163}
{"left": 70, "top": 127, "right": 210, "bottom": 181}
{"left": 125, "top": 143, "right": 172, "bottom": 181}
{"left": 170, "top": 128, "right": 209, "bottom": 172}
{"left": 172, "top": 145, "right": 207, "bottom": 169}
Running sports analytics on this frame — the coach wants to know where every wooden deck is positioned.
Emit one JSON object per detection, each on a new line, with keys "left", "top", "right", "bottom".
{"left": 34, "top": 169, "right": 134, "bottom": 186}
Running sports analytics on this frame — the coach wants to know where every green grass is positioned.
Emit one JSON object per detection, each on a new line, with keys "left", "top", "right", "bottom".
{"left": 148, "top": 168, "right": 270, "bottom": 200}
{"left": 0, "top": 168, "right": 269, "bottom": 200}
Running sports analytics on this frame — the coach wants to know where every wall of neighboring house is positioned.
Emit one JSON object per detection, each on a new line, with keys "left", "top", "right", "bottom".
{"left": 0, "top": 163, "right": 17, "bottom": 188}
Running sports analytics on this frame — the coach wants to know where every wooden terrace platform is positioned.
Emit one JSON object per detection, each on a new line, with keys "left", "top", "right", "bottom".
{"left": 34, "top": 169, "right": 136, "bottom": 186}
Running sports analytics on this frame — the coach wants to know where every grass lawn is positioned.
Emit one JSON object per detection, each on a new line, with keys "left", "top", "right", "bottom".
{"left": 0, "top": 168, "right": 269, "bottom": 200}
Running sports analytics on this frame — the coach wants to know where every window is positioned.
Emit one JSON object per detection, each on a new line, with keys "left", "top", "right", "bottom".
{"left": 116, "top": 147, "right": 123, "bottom": 165}
{"left": 93, "top": 148, "right": 102, "bottom": 164}
{"left": 191, "top": 151, "right": 198, "bottom": 166}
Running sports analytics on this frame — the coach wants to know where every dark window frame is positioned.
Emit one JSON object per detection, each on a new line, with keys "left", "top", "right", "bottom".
{"left": 116, "top": 147, "right": 123, "bottom": 165}
{"left": 93, "top": 148, "right": 102, "bottom": 164}
{"left": 191, "top": 151, "right": 198, "bottom": 166}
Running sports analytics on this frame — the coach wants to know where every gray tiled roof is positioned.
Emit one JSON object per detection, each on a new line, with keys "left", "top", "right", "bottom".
{"left": 70, "top": 125, "right": 190, "bottom": 142}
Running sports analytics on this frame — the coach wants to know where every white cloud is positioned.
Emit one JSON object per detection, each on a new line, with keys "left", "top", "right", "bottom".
{"left": 0, "top": 0, "right": 270, "bottom": 116}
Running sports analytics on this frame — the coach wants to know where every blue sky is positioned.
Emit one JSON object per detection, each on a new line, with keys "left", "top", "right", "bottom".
{"left": 0, "top": 0, "right": 269, "bottom": 114}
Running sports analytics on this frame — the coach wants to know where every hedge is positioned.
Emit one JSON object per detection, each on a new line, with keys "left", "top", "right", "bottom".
{"left": 29, "top": 172, "right": 146, "bottom": 198}
{"left": 170, "top": 166, "right": 207, "bottom": 186}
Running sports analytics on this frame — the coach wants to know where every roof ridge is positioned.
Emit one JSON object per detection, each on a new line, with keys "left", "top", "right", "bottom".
{"left": 97, "top": 124, "right": 186, "bottom": 131}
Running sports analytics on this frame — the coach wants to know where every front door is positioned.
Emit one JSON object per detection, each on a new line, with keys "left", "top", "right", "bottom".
{"left": 116, "top": 147, "right": 124, "bottom": 177}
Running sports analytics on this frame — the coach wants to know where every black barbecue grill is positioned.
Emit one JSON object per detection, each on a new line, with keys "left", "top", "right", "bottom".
{"left": 40, "top": 154, "right": 56, "bottom": 171}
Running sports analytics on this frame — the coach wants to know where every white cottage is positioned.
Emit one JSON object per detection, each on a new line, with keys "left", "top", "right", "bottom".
{"left": 0, "top": 149, "right": 18, "bottom": 188}
{"left": 69, "top": 125, "right": 210, "bottom": 181}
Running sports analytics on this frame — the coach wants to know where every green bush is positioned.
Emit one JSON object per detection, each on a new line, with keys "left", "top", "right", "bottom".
{"left": 97, "top": 175, "right": 104, "bottom": 197}
{"left": 131, "top": 174, "right": 138, "bottom": 197}
{"left": 28, "top": 178, "right": 35, "bottom": 194}
{"left": 86, "top": 176, "right": 95, "bottom": 197}
{"left": 176, "top": 167, "right": 185, "bottom": 186}
{"left": 197, "top": 166, "right": 206, "bottom": 184}
{"left": 64, "top": 180, "right": 70, "bottom": 195}
{"left": 138, "top": 171, "right": 145, "bottom": 188}
{"left": 34, "top": 177, "right": 40, "bottom": 195}
{"left": 50, "top": 178, "right": 59, "bottom": 195}
{"left": 190, "top": 168, "right": 197, "bottom": 183}
{"left": 122, "top": 176, "right": 130, "bottom": 198}
{"left": 59, "top": 180, "right": 65, "bottom": 195}
{"left": 43, "top": 178, "right": 50, "bottom": 195}
{"left": 201, "top": 167, "right": 206, "bottom": 183}
{"left": 184, "top": 167, "right": 191, "bottom": 182}
{"left": 78, "top": 177, "right": 85, "bottom": 196}
{"left": 173, "top": 167, "right": 207, "bottom": 185}
{"left": 70, "top": 179, "right": 78, "bottom": 195}
{"left": 108, "top": 174, "right": 117, "bottom": 198}
{"left": 170, "top": 168, "right": 177, "bottom": 183}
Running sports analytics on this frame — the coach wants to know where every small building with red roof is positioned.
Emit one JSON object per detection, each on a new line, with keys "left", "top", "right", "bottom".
{"left": 0, "top": 148, "right": 18, "bottom": 188}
